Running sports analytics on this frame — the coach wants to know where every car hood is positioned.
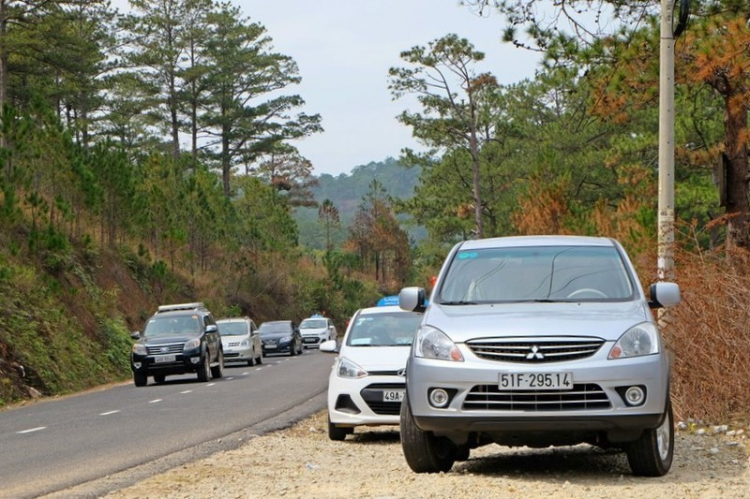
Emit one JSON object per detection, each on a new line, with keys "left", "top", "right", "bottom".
{"left": 426, "top": 301, "right": 652, "bottom": 342}
{"left": 138, "top": 334, "right": 198, "bottom": 345}
{"left": 221, "top": 335, "right": 249, "bottom": 345}
{"left": 260, "top": 332, "right": 292, "bottom": 340}
{"left": 300, "top": 327, "right": 327, "bottom": 335}
{"left": 341, "top": 346, "right": 410, "bottom": 371}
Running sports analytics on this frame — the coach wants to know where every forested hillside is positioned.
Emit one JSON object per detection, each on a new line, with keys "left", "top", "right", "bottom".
{"left": 294, "top": 157, "right": 423, "bottom": 250}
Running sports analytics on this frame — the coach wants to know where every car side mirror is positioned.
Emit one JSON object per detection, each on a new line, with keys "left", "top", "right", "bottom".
{"left": 206, "top": 324, "right": 218, "bottom": 333}
{"left": 649, "top": 282, "right": 681, "bottom": 309}
{"left": 319, "top": 339, "right": 338, "bottom": 353}
{"left": 399, "top": 286, "right": 427, "bottom": 312}
{"left": 131, "top": 331, "right": 141, "bottom": 340}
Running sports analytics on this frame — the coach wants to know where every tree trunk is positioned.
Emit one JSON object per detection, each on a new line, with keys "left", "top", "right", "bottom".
{"left": 723, "top": 95, "right": 749, "bottom": 250}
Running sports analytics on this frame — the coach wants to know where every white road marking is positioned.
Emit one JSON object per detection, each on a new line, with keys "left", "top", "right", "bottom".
{"left": 149, "top": 399, "right": 162, "bottom": 404}
{"left": 100, "top": 410, "right": 120, "bottom": 416}
{"left": 225, "top": 377, "right": 235, "bottom": 381}
{"left": 17, "top": 427, "right": 46, "bottom": 434}
{"left": 181, "top": 390, "right": 193, "bottom": 394}
{"left": 207, "top": 383, "right": 215, "bottom": 387}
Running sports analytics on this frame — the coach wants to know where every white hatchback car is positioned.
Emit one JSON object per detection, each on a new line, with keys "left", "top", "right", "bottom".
{"left": 217, "top": 317, "right": 263, "bottom": 366}
{"left": 320, "top": 304, "right": 423, "bottom": 440}
{"left": 300, "top": 315, "right": 337, "bottom": 349}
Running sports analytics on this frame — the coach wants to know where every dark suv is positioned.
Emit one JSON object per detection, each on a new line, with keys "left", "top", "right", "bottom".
{"left": 130, "top": 302, "right": 224, "bottom": 386}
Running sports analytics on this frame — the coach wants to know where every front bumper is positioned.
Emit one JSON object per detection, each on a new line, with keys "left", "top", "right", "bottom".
{"left": 328, "top": 374, "right": 405, "bottom": 427}
{"left": 302, "top": 334, "right": 327, "bottom": 347}
{"left": 223, "top": 346, "right": 253, "bottom": 362}
{"left": 262, "top": 341, "right": 293, "bottom": 354}
{"left": 131, "top": 348, "right": 202, "bottom": 375}
{"left": 406, "top": 345, "right": 669, "bottom": 439}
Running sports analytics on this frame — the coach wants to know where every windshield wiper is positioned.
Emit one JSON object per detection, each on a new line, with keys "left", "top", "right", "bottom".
{"left": 440, "top": 300, "right": 478, "bottom": 305}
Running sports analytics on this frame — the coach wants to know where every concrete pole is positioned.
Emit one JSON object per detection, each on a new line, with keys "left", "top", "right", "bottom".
{"left": 658, "top": 0, "right": 675, "bottom": 282}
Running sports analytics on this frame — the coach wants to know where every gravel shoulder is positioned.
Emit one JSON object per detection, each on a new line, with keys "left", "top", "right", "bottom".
{"left": 103, "top": 410, "right": 750, "bottom": 499}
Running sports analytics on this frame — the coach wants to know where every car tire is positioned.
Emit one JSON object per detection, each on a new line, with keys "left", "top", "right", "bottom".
{"left": 328, "top": 414, "right": 349, "bottom": 441}
{"left": 197, "top": 353, "right": 211, "bottom": 382}
{"left": 400, "top": 394, "right": 456, "bottom": 473}
{"left": 289, "top": 345, "right": 296, "bottom": 356}
{"left": 626, "top": 399, "right": 674, "bottom": 476}
{"left": 153, "top": 374, "right": 166, "bottom": 384}
{"left": 133, "top": 372, "right": 148, "bottom": 387}
{"left": 211, "top": 349, "right": 224, "bottom": 379}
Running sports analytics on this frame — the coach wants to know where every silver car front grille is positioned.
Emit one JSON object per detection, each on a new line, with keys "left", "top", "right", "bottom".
{"left": 466, "top": 337, "right": 605, "bottom": 363}
{"left": 463, "top": 383, "right": 611, "bottom": 411}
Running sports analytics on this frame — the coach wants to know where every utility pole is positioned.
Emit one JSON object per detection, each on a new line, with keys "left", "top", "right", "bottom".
{"left": 658, "top": 0, "right": 689, "bottom": 283}
{"left": 657, "top": 0, "right": 676, "bottom": 283}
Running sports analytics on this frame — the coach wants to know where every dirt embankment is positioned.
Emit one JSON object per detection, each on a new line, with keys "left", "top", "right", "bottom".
{"left": 103, "top": 410, "right": 750, "bottom": 499}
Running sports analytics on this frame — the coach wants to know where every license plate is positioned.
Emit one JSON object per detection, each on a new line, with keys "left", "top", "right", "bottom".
{"left": 265, "top": 344, "right": 277, "bottom": 349}
{"left": 154, "top": 354, "right": 176, "bottom": 363}
{"left": 499, "top": 372, "right": 573, "bottom": 390}
{"left": 383, "top": 390, "right": 405, "bottom": 402}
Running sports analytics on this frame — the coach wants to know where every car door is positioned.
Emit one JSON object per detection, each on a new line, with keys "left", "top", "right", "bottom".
{"left": 249, "top": 320, "right": 261, "bottom": 353}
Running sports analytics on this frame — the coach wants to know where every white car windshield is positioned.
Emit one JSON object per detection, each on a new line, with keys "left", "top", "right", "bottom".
{"left": 218, "top": 322, "right": 247, "bottom": 336}
{"left": 346, "top": 312, "right": 422, "bottom": 347}
{"left": 439, "top": 245, "right": 635, "bottom": 303}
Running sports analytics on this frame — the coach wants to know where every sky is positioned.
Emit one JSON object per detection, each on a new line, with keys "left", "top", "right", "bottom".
{"left": 235, "top": 0, "right": 542, "bottom": 177}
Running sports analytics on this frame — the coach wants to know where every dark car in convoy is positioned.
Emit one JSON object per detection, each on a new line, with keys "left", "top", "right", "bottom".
{"left": 130, "top": 302, "right": 224, "bottom": 386}
{"left": 259, "top": 320, "right": 303, "bottom": 356}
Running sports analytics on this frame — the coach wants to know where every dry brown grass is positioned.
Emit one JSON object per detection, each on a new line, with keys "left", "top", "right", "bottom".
{"left": 664, "top": 246, "right": 750, "bottom": 423}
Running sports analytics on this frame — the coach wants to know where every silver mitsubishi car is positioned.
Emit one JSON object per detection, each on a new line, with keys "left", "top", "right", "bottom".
{"left": 398, "top": 235, "right": 680, "bottom": 476}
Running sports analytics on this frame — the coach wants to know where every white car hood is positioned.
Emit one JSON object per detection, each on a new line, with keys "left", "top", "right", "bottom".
{"left": 342, "top": 346, "right": 410, "bottom": 371}
{"left": 301, "top": 327, "right": 327, "bottom": 336}
{"left": 426, "top": 301, "right": 652, "bottom": 342}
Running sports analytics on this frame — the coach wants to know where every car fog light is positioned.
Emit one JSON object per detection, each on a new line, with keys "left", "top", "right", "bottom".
{"left": 429, "top": 388, "right": 450, "bottom": 408}
{"left": 133, "top": 362, "right": 142, "bottom": 369}
{"left": 625, "top": 386, "right": 645, "bottom": 406}
{"left": 191, "top": 357, "right": 201, "bottom": 364}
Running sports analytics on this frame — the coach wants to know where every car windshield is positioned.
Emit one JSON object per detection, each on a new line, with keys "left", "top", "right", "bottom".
{"left": 218, "top": 322, "right": 247, "bottom": 336}
{"left": 300, "top": 319, "right": 327, "bottom": 329}
{"left": 438, "top": 245, "right": 635, "bottom": 304}
{"left": 346, "top": 311, "right": 422, "bottom": 347}
{"left": 144, "top": 315, "right": 201, "bottom": 337}
{"left": 259, "top": 323, "right": 290, "bottom": 335}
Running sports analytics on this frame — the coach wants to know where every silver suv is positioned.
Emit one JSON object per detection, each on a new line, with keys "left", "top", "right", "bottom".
{"left": 398, "top": 236, "right": 680, "bottom": 476}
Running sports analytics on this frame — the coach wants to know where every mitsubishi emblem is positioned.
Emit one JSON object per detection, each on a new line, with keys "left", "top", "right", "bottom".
{"left": 160, "top": 346, "right": 169, "bottom": 353}
{"left": 526, "top": 345, "right": 545, "bottom": 360}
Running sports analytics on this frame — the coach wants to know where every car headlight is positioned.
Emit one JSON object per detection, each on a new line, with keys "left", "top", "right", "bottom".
{"left": 280, "top": 336, "right": 292, "bottom": 343}
{"left": 609, "top": 322, "right": 660, "bottom": 359}
{"left": 240, "top": 339, "right": 249, "bottom": 347}
{"left": 336, "top": 357, "right": 368, "bottom": 379}
{"left": 415, "top": 326, "right": 464, "bottom": 362}
{"left": 132, "top": 344, "right": 147, "bottom": 355}
{"left": 184, "top": 338, "right": 201, "bottom": 350}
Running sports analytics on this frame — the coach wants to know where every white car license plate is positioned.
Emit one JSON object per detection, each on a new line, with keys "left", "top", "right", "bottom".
{"left": 265, "top": 344, "right": 277, "bottom": 349}
{"left": 383, "top": 390, "right": 405, "bottom": 402}
{"left": 499, "top": 372, "right": 573, "bottom": 390}
{"left": 154, "top": 354, "right": 176, "bottom": 363}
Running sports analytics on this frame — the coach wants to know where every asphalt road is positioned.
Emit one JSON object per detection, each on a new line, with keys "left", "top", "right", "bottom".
{"left": 0, "top": 349, "right": 334, "bottom": 498}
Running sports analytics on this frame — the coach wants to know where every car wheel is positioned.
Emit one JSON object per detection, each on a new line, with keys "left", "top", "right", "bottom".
{"left": 133, "top": 372, "right": 148, "bottom": 387}
{"left": 153, "top": 374, "right": 166, "bottom": 384}
{"left": 197, "top": 353, "right": 211, "bottom": 382}
{"left": 211, "top": 349, "right": 224, "bottom": 379}
{"left": 328, "top": 414, "right": 349, "bottom": 441}
{"left": 289, "top": 345, "right": 296, "bottom": 356}
{"left": 626, "top": 399, "right": 674, "bottom": 476}
{"left": 400, "top": 394, "right": 456, "bottom": 473}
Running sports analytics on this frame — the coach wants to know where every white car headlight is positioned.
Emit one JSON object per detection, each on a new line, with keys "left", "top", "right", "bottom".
{"left": 184, "top": 338, "right": 200, "bottom": 350}
{"left": 336, "top": 357, "right": 368, "bottom": 379}
{"left": 132, "top": 344, "right": 147, "bottom": 355}
{"left": 240, "top": 339, "right": 249, "bottom": 347}
{"left": 415, "top": 326, "right": 464, "bottom": 362}
{"left": 609, "top": 322, "right": 660, "bottom": 359}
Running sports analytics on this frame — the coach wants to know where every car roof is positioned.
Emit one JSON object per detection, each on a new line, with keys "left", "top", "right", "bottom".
{"left": 261, "top": 320, "right": 292, "bottom": 324}
{"left": 457, "top": 235, "right": 615, "bottom": 251}
{"left": 217, "top": 317, "right": 248, "bottom": 323}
